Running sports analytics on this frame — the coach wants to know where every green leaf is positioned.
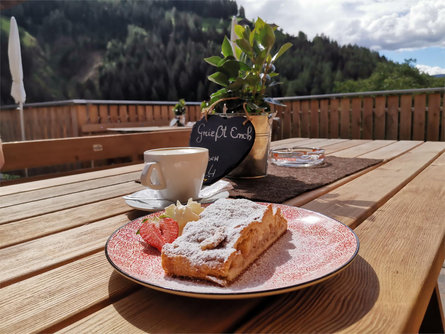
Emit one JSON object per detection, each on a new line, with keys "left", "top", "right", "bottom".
{"left": 234, "top": 25, "right": 245, "bottom": 38}
{"left": 220, "top": 59, "right": 240, "bottom": 79}
{"left": 249, "top": 29, "right": 255, "bottom": 45}
{"left": 238, "top": 62, "right": 250, "bottom": 72}
{"left": 234, "top": 46, "right": 243, "bottom": 61}
{"left": 236, "top": 38, "right": 253, "bottom": 55}
{"left": 221, "top": 36, "right": 234, "bottom": 57}
{"left": 228, "top": 77, "right": 245, "bottom": 91}
{"left": 204, "top": 56, "right": 223, "bottom": 67}
{"left": 259, "top": 22, "right": 275, "bottom": 50}
{"left": 271, "top": 42, "right": 292, "bottom": 62}
{"left": 208, "top": 72, "right": 229, "bottom": 87}
{"left": 210, "top": 88, "right": 229, "bottom": 102}
{"left": 254, "top": 17, "right": 266, "bottom": 32}
{"left": 254, "top": 53, "right": 266, "bottom": 69}
{"left": 253, "top": 41, "right": 265, "bottom": 55}
{"left": 245, "top": 72, "right": 260, "bottom": 87}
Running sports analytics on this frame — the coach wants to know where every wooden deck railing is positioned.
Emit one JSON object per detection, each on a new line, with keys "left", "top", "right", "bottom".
{"left": 1, "top": 88, "right": 444, "bottom": 142}
{"left": 272, "top": 87, "right": 445, "bottom": 141}
{"left": 0, "top": 100, "right": 202, "bottom": 141}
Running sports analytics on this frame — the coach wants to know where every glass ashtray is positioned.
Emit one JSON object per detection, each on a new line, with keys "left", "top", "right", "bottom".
{"left": 270, "top": 147, "right": 325, "bottom": 167}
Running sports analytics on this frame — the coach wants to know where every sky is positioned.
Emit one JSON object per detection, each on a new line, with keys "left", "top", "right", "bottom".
{"left": 236, "top": 0, "right": 445, "bottom": 75}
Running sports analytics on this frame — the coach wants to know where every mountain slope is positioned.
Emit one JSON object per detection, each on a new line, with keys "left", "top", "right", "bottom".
{"left": 1, "top": 0, "right": 442, "bottom": 105}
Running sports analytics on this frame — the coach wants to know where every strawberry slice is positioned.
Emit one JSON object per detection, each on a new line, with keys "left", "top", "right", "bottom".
{"left": 160, "top": 218, "right": 179, "bottom": 243}
{"left": 138, "top": 217, "right": 179, "bottom": 252}
{"left": 138, "top": 219, "right": 164, "bottom": 252}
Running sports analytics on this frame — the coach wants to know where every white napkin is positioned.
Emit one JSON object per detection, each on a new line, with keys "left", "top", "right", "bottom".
{"left": 123, "top": 180, "right": 233, "bottom": 202}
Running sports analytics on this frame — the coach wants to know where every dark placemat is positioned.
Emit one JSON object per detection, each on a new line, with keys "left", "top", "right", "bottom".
{"left": 227, "top": 156, "right": 382, "bottom": 203}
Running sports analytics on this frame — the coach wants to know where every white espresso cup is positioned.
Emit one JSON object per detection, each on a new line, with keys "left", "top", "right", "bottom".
{"left": 140, "top": 147, "right": 209, "bottom": 202}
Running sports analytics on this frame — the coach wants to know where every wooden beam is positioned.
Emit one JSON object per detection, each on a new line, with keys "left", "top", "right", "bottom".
{"left": 2, "top": 129, "right": 192, "bottom": 172}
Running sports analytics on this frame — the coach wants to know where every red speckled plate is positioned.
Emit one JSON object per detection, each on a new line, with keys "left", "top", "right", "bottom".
{"left": 105, "top": 204, "right": 359, "bottom": 299}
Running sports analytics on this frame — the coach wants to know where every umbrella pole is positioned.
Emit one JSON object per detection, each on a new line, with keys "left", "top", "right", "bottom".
{"left": 18, "top": 102, "right": 28, "bottom": 177}
{"left": 19, "top": 102, "right": 25, "bottom": 141}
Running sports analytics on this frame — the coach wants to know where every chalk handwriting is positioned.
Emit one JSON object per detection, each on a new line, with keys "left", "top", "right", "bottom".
{"left": 195, "top": 123, "right": 253, "bottom": 144}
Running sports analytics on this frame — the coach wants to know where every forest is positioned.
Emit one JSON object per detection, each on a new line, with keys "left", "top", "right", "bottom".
{"left": 1, "top": 0, "right": 443, "bottom": 105}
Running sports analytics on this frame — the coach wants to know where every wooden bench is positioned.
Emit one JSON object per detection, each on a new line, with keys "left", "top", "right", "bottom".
{"left": 1, "top": 128, "right": 192, "bottom": 184}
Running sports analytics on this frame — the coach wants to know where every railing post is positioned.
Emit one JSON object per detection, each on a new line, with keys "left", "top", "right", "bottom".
{"left": 282, "top": 102, "right": 292, "bottom": 139}
{"left": 413, "top": 94, "right": 426, "bottom": 141}
{"left": 76, "top": 104, "right": 88, "bottom": 136}
{"left": 310, "top": 100, "right": 319, "bottom": 138}
{"left": 319, "top": 99, "right": 328, "bottom": 138}
{"left": 399, "top": 95, "right": 412, "bottom": 140}
{"left": 329, "top": 99, "right": 339, "bottom": 138}
{"left": 386, "top": 95, "right": 399, "bottom": 140}
{"left": 362, "top": 97, "right": 373, "bottom": 139}
{"left": 300, "top": 100, "right": 310, "bottom": 137}
{"left": 374, "top": 96, "right": 386, "bottom": 139}
{"left": 351, "top": 97, "right": 362, "bottom": 139}
{"left": 291, "top": 100, "right": 300, "bottom": 138}
{"left": 70, "top": 104, "right": 79, "bottom": 137}
{"left": 427, "top": 94, "right": 440, "bottom": 141}
{"left": 340, "top": 97, "right": 350, "bottom": 139}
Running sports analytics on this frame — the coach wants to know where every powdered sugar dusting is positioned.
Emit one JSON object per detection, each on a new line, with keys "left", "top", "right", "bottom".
{"left": 106, "top": 203, "right": 359, "bottom": 297}
{"left": 162, "top": 198, "right": 267, "bottom": 267}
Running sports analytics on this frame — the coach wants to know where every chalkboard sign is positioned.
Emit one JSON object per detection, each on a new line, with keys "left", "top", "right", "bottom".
{"left": 190, "top": 115, "right": 255, "bottom": 185}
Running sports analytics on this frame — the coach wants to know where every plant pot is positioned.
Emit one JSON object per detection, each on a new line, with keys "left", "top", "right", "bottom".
{"left": 228, "top": 113, "right": 273, "bottom": 179}
{"left": 170, "top": 115, "right": 185, "bottom": 127}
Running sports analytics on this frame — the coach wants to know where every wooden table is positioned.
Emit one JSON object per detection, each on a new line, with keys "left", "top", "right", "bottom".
{"left": 1, "top": 139, "right": 444, "bottom": 333}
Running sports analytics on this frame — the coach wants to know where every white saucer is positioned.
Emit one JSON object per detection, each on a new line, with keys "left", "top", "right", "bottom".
{"left": 123, "top": 180, "right": 233, "bottom": 212}
{"left": 125, "top": 191, "right": 230, "bottom": 211}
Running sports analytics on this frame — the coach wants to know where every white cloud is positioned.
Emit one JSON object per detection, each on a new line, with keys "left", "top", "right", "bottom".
{"left": 416, "top": 64, "right": 445, "bottom": 76}
{"left": 236, "top": 0, "right": 445, "bottom": 51}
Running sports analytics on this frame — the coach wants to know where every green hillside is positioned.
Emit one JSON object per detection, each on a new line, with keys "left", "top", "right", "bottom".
{"left": 1, "top": 0, "right": 443, "bottom": 105}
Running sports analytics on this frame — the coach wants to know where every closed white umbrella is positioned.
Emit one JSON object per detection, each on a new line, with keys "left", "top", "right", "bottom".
{"left": 8, "top": 16, "right": 26, "bottom": 141}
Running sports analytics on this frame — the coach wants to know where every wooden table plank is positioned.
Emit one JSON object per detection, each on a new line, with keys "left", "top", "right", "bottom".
{"left": 322, "top": 139, "right": 372, "bottom": 155}
{"left": 302, "top": 142, "right": 445, "bottom": 228}
{"left": 0, "top": 213, "right": 132, "bottom": 286}
{"left": 0, "top": 171, "right": 140, "bottom": 208}
{"left": 0, "top": 252, "right": 138, "bottom": 333}
{"left": 283, "top": 163, "right": 381, "bottom": 208}
{"left": 235, "top": 150, "right": 445, "bottom": 333}
{"left": 293, "top": 138, "right": 349, "bottom": 149}
{"left": 358, "top": 140, "right": 423, "bottom": 160}
{"left": 0, "top": 163, "right": 144, "bottom": 197}
{"left": 58, "top": 287, "right": 263, "bottom": 333}
{"left": 330, "top": 140, "right": 395, "bottom": 158}
{"left": 0, "top": 197, "right": 138, "bottom": 248}
{"left": 270, "top": 137, "right": 345, "bottom": 149}
{"left": 0, "top": 181, "right": 143, "bottom": 224}
{"left": 269, "top": 137, "right": 309, "bottom": 149}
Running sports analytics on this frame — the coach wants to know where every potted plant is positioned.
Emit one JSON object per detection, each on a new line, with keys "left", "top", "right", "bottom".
{"left": 201, "top": 17, "right": 292, "bottom": 178}
{"left": 170, "top": 98, "right": 186, "bottom": 127}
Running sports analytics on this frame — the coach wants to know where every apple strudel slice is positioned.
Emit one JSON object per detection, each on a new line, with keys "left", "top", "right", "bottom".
{"left": 161, "top": 198, "right": 288, "bottom": 286}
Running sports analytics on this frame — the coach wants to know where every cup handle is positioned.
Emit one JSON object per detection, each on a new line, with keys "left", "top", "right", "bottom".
{"left": 140, "top": 162, "right": 166, "bottom": 190}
